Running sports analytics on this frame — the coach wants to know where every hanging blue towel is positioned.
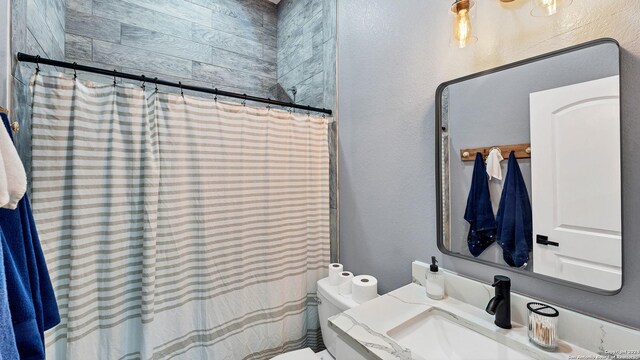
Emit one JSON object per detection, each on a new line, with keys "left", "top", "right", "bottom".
{"left": 0, "top": 230, "right": 20, "bottom": 360}
{"left": 464, "top": 152, "right": 497, "bottom": 256}
{"left": 0, "top": 113, "right": 60, "bottom": 359}
{"left": 496, "top": 151, "right": 533, "bottom": 268}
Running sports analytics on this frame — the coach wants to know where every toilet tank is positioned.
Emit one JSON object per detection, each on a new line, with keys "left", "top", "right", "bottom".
{"left": 316, "top": 277, "right": 359, "bottom": 356}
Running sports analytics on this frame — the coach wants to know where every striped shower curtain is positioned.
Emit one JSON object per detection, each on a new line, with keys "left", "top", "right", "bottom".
{"left": 29, "top": 73, "right": 330, "bottom": 359}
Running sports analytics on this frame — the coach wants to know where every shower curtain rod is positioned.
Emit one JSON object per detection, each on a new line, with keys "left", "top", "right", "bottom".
{"left": 16, "top": 52, "right": 333, "bottom": 115}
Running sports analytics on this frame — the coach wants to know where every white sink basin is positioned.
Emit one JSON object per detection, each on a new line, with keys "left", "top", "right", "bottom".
{"left": 387, "top": 308, "right": 534, "bottom": 360}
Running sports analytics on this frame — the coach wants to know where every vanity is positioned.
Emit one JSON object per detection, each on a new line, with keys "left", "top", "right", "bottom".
{"left": 328, "top": 262, "right": 640, "bottom": 360}
{"left": 328, "top": 38, "right": 640, "bottom": 360}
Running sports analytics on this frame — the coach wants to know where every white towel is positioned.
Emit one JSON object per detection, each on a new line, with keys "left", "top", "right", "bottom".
{"left": 0, "top": 127, "right": 26, "bottom": 209}
{"left": 486, "top": 148, "right": 504, "bottom": 181}
{"left": 0, "top": 149, "right": 8, "bottom": 207}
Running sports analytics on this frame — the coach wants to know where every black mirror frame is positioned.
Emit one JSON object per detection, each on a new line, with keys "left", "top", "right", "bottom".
{"left": 434, "top": 38, "right": 623, "bottom": 296}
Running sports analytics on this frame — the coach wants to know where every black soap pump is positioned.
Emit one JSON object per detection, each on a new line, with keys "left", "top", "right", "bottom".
{"left": 426, "top": 256, "right": 445, "bottom": 300}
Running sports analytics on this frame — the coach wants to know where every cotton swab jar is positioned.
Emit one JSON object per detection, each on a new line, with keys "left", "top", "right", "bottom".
{"left": 527, "top": 302, "right": 559, "bottom": 350}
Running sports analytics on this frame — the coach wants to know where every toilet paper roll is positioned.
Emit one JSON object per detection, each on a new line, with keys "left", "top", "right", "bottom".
{"left": 352, "top": 275, "right": 378, "bottom": 304}
{"left": 328, "top": 263, "right": 344, "bottom": 285}
{"left": 338, "top": 271, "right": 354, "bottom": 295}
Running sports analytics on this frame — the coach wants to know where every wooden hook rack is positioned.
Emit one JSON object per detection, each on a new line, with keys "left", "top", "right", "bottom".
{"left": 460, "top": 143, "right": 531, "bottom": 161}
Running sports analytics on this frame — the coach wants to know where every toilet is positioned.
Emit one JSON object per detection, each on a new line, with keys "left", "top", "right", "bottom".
{"left": 271, "top": 277, "right": 360, "bottom": 360}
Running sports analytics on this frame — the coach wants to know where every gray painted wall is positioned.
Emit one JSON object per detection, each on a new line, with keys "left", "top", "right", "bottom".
{"left": 338, "top": 0, "right": 640, "bottom": 329}
{"left": 64, "top": 0, "right": 278, "bottom": 98}
{"left": 446, "top": 43, "right": 619, "bottom": 268}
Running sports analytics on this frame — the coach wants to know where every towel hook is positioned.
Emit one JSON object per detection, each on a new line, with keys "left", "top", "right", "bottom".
{"left": 73, "top": 62, "right": 77, "bottom": 80}
{"left": 525, "top": 146, "right": 532, "bottom": 154}
{"left": 1, "top": 108, "right": 19, "bottom": 133}
{"left": 10, "top": 120, "right": 19, "bottom": 133}
{"left": 462, "top": 151, "right": 470, "bottom": 158}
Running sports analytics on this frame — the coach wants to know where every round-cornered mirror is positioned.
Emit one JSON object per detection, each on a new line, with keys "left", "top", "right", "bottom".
{"left": 436, "top": 38, "right": 622, "bottom": 294}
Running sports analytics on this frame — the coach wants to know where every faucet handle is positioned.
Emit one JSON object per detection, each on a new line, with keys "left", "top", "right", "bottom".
{"left": 492, "top": 275, "right": 511, "bottom": 287}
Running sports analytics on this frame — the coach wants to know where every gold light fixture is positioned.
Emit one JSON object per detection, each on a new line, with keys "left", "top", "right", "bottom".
{"left": 449, "top": 0, "right": 573, "bottom": 50}
{"left": 531, "top": 0, "right": 573, "bottom": 17}
{"left": 450, "top": 0, "right": 477, "bottom": 49}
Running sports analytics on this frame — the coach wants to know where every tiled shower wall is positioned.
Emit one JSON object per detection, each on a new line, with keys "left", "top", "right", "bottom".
{"left": 277, "top": 0, "right": 338, "bottom": 261}
{"left": 11, "top": 0, "right": 66, "bottom": 69}
{"left": 10, "top": 0, "right": 338, "bottom": 262}
{"left": 276, "top": 0, "right": 336, "bottom": 110}
{"left": 11, "top": 0, "right": 67, "bottom": 188}
{"left": 64, "top": 0, "right": 278, "bottom": 98}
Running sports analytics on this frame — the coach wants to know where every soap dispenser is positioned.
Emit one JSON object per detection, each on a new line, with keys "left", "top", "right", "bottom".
{"left": 426, "top": 256, "right": 445, "bottom": 300}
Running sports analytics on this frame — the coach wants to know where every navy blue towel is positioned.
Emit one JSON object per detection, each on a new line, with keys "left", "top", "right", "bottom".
{"left": 464, "top": 152, "right": 497, "bottom": 256}
{"left": 1, "top": 113, "right": 60, "bottom": 359}
{"left": 0, "top": 230, "right": 20, "bottom": 360}
{"left": 496, "top": 151, "right": 533, "bottom": 268}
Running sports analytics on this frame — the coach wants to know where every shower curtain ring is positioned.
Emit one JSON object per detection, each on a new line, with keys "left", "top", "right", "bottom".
{"left": 214, "top": 88, "right": 218, "bottom": 102}
{"left": 179, "top": 81, "right": 184, "bottom": 97}
{"left": 154, "top": 77, "right": 158, "bottom": 93}
{"left": 242, "top": 94, "right": 247, "bottom": 106}
{"left": 113, "top": 69, "right": 117, "bottom": 86}
{"left": 140, "top": 75, "right": 146, "bottom": 89}
{"left": 35, "top": 55, "right": 40, "bottom": 74}
{"left": 73, "top": 62, "right": 77, "bottom": 79}
{"left": 266, "top": 99, "right": 271, "bottom": 110}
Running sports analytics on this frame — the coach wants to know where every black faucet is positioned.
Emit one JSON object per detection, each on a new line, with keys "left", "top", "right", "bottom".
{"left": 485, "top": 275, "right": 512, "bottom": 329}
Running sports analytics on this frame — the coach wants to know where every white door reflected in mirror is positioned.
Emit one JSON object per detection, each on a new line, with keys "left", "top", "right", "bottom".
{"left": 529, "top": 75, "right": 621, "bottom": 291}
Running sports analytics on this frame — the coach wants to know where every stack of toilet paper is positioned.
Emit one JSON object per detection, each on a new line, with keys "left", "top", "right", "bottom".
{"left": 328, "top": 263, "right": 378, "bottom": 304}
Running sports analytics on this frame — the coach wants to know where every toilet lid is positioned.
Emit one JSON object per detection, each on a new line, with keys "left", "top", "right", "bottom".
{"left": 270, "top": 348, "right": 318, "bottom": 360}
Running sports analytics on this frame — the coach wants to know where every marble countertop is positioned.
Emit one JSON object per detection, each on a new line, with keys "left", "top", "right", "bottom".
{"left": 328, "top": 283, "right": 598, "bottom": 360}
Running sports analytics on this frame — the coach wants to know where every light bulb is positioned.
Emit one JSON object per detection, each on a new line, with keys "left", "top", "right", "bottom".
{"left": 535, "top": 0, "right": 558, "bottom": 16}
{"left": 454, "top": 8, "right": 472, "bottom": 48}
{"left": 531, "top": 0, "right": 571, "bottom": 17}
